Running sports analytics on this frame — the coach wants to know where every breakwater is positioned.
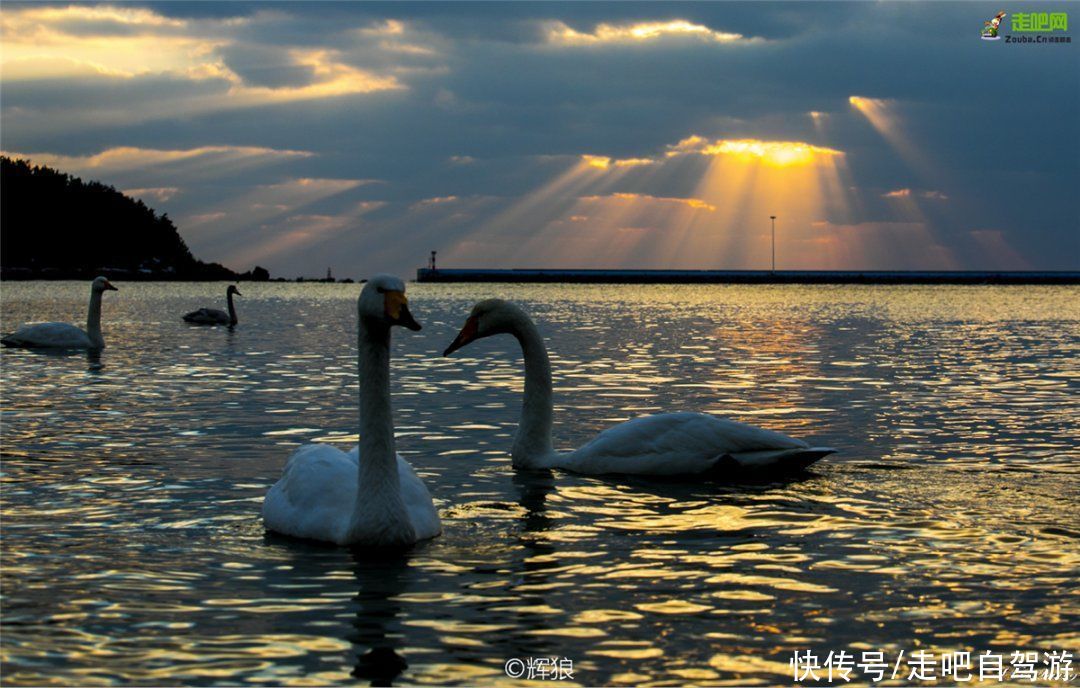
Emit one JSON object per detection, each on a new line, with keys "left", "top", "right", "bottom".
{"left": 416, "top": 268, "right": 1079, "bottom": 284}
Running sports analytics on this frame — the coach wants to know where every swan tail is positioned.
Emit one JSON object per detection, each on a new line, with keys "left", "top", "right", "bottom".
{"left": 717, "top": 446, "right": 835, "bottom": 474}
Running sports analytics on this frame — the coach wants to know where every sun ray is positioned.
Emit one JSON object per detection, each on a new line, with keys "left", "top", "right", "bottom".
{"left": 440, "top": 135, "right": 859, "bottom": 270}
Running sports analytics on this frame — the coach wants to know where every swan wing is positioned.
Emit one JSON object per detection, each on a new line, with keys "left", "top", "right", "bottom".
{"left": 263, "top": 445, "right": 440, "bottom": 544}
{"left": 1, "top": 322, "right": 92, "bottom": 349}
{"left": 396, "top": 456, "right": 441, "bottom": 541}
{"left": 262, "top": 443, "right": 358, "bottom": 543}
{"left": 562, "top": 412, "right": 829, "bottom": 476}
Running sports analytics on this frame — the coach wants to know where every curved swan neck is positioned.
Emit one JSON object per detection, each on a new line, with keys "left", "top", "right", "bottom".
{"left": 351, "top": 315, "right": 411, "bottom": 542}
{"left": 509, "top": 311, "right": 555, "bottom": 469}
{"left": 226, "top": 291, "right": 237, "bottom": 325}
{"left": 86, "top": 287, "right": 105, "bottom": 349}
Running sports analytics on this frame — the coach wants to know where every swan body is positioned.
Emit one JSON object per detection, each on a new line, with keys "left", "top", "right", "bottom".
{"left": 444, "top": 299, "right": 835, "bottom": 477}
{"left": 262, "top": 275, "right": 440, "bottom": 547}
{"left": 2, "top": 276, "right": 117, "bottom": 350}
{"left": 183, "top": 285, "right": 240, "bottom": 325}
{"left": 555, "top": 412, "right": 831, "bottom": 475}
{"left": 263, "top": 445, "right": 440, "bottom": 543}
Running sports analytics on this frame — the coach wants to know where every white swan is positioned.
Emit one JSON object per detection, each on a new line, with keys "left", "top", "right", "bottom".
{"left": 183, "top": 285, "right": 240, "bottom": 325}
{"left": 444, "top": 299, "right": 835, "bottom": 476}
{"left": 262, "top": 275, "right": 441, "bottom": 547}
{"left": 1, "top": 276, "right": 118, "bottom": 350}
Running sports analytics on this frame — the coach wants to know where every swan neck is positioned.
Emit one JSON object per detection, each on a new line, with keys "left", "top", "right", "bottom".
{"left": 511, "top": 313, "right": 555, "bottom": 468}
{"left": 86, "top": 288, "right": 105, "bottom": 348}
{"left": 357, "top": 318, "right": 399, "bottom": 489}
{"left": 226, "top": 291, "right": 237, "bottom": 325}
{"left": 352, "top": 316, "right": 410, "bottom": 541}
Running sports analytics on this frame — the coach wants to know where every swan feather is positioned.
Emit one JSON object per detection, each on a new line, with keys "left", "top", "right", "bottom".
{"left": 2, "top": 322, "right": 94, "bottom": 349}
{"left": 262, "top": 443, "right": 440, "bottom": 545}
{"left": 558, "top": 411, "right": 827, "bottom": 476}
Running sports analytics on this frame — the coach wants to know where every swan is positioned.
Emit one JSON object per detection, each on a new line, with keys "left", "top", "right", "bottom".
{"left": 443, "top": 299, "right": 835, "bottom": 477}
{"left": 262, "top": 275, "right": 440, "bottom": 547}
{"left": 183, "top": 285, "right": 240, "bottom": 325}
{"left": 1, "top": 276, "right": 118, "bottom": 350}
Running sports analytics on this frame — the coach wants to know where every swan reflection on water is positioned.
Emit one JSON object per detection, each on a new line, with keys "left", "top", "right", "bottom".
{"left": 4, "top": 345, "right": 105, "bottom": 373}
{"left": 349, "top": 555, "right": 410, "bottom": 687}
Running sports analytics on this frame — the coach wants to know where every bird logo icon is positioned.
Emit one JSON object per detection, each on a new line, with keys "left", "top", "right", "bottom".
{"left": 981, "top": 11, "right": 1007, "bottom": 39}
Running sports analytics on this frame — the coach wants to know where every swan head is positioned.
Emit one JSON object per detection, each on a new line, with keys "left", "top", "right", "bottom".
{"left": 227, "top": 285, "right": 242, "bottom": 297}
{"left": 92, "top": 276, "right": 118, "bottom": 293}
{"left": 443, "top": 298, "right": 523, "bottom": 356}
{"left": 359, "top": 275, "right": 421, "bottom": 331}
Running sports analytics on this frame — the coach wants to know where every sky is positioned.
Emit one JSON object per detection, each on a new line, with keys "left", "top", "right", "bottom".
{"left": 1, "top": 1, "right": 1077, "bottom": 278}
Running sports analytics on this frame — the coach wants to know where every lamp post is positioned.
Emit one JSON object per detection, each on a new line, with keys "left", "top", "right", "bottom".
{"left": 769, "top": 215, "right": 777, "bottom": 274}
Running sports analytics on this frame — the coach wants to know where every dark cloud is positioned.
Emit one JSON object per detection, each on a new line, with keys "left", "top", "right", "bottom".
{"left": 1, "top": 2, "right": 1076, "bottom": 276}
{"left": 217, "top": 44, "right": 317, "bottom": 89}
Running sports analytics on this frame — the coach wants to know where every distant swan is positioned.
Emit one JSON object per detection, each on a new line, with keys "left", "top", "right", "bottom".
{"left": 262, "top": 275, "right": 441, "bottom": 546}
{"left": 2, "top": 276, "right": 118, "bottom": 350}
{"left": 183, "top": 285, "right": 240, "bottom": 325}
{"left": 444, "top": 299, "right": 835, "bottom": 477}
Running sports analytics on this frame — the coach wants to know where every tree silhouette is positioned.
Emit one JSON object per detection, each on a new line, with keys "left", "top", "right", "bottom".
{"left": 1, "top": 157, "right": 269, "bottom": 280}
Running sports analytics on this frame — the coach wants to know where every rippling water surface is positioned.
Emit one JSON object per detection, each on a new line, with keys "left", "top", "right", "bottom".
{"left": 2, "top": 281, "right": 1077, "bottom": 686}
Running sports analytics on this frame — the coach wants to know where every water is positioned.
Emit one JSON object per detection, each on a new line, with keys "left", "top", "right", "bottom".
{"left": 1, "top": 281, "right": 1077, "bottom": 686}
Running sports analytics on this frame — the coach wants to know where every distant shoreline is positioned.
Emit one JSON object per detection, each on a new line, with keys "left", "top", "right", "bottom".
{"left": 416, "top": 268, "right": 1080, "bottom": 285}
{"left": 0, "top": 269, "right": 345, "bottom": 283}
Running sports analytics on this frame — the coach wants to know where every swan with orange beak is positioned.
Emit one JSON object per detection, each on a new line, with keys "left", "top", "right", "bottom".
{"left": 445, "top": 299, "right": 835, "bottom": 477}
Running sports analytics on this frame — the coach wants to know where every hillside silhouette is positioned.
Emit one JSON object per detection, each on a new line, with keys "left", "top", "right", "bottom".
{"left": 1, "top": 157, "right": 268, "bottom": 280}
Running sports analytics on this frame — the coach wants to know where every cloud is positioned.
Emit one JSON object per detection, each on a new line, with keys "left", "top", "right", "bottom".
{"left": 666, "top": 136, "right": 844, "bottom": 166}
{"left": 580, "top": 192, "right": 716, "bottom": 212}
{"left": 3, "top": 145, "right": 311, "bottom": 173}
{"left": 1, "top": 146, "right": 315, "bottom": 199}
{"left": 410, "top": 195, "right": 460, "bottom": 210}
{"left": 580, "top": 155, "right": 656, "bottom": 170}
{"left": 124, "top": 186, "right": 180, "bottom": 202}
{"left": 0, "top": 3, "right": 1074, "bottom": 275}
{"left": 0, "top": 5, "right": 231, "bottom": 80}
{"left": 227, "top": 200, "right": 388, "bottom": 269}
{"left": 882, "top": 188, "right": 949, "bottom": 200}
{"left": 177, "top": 177, "right": 380, "bottom": 268}
{"left": 574, "top": 136, "right": 844, "bottom": 174}
{"left": 0, "top": 4, "right": 416, "bottom": 129}
{"left": 546, "top": 19, "right": 750, "bottom": 46}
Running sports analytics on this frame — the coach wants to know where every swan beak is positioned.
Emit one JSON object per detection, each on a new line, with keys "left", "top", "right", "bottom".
{"left": 234, "top": 289, "right": 242, "bottom": 297}
{"left": 384, "top": 290, "right": 421, "bottom": 331}
{"left": 443, "top": 315, "right": 478, "bottom": 356}
{"left": 397, "top": 303, "right": 422, "bottom": 331}
{"left": 104, "top": 281, "right": 118, "bottom": 291}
